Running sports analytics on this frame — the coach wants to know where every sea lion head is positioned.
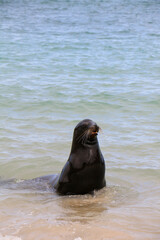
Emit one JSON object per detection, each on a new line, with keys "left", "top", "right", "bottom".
{"left": 73, "top": 119, "right": 100, "bottom": 147}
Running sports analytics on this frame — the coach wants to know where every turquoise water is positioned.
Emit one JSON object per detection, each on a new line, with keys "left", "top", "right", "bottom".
{"left": 0, "top": 0, "right": 160, "bottom": 239}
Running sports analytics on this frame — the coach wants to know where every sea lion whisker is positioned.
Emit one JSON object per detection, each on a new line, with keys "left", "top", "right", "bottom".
{"left": 77, "top": 132, "right": 86, "bottom": 143}
{"left": 82, "top": 132, "right": 87, "bottom": 145}
{"left": 80, "top": 132, "right": 87, "bottom": 145}
{"left": 82, "top": 130, "right": 90, "bottom": 145}
{"left": 76, "top": 130, "right": 86, "bottom": 140}
{"left": 76, "top": 129, "right": 88, "bottom": 143}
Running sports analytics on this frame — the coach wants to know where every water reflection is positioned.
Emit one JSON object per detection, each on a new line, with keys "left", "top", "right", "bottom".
{"left": 56, "top": 186, "right": 129, "bottom": 223}
{"left": 0, "top": 177, "right": 135, "bottom": 225}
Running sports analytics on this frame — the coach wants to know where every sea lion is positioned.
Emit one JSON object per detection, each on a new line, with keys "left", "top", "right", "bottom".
{"left": 54, "top": 119, "right": 106, "bottom": 195}
{"left": 33, "top": 119, "right": 106, "bottom": 195}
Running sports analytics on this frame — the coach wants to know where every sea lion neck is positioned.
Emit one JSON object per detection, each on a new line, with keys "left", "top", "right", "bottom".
{"left": 70, "top": 136, "right": 98, "bottom": 152}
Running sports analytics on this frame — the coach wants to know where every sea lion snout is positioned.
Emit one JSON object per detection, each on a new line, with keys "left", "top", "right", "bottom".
{"left": 90, "top": 124, "right": 99, "bottom": 136}
{"left": 91, "top": 130, "right": 98, "bottom": 135}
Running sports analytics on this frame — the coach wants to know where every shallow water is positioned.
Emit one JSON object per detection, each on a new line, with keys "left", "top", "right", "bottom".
{"left": 0, "top": 0, "right": 160, "bottom": 239}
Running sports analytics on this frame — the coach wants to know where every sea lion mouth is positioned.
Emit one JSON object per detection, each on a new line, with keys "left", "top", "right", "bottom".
{"left": 91, "top": 131, "right": 98, "bottom": 136}
{"left": 90, "top": 125, "right": 99, "bottom": 136}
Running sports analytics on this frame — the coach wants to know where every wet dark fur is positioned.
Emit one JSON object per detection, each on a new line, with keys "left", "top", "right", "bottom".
{"left": 54, "top": 119, "right": 106, "bottom": 195}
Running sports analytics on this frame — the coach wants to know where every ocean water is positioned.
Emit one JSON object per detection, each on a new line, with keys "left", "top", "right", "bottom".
{"left": 0, "top": 0, "right": 160, "bottom": 239}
